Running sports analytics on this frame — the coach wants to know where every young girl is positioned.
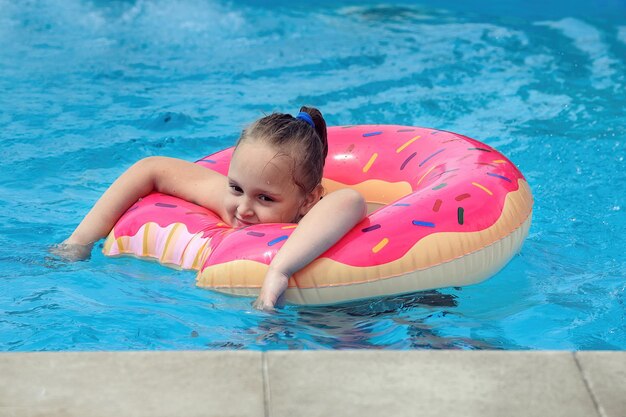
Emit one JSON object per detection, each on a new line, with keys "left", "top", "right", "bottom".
{"left": 55, "top": 107, "right": 367, "bottom": 310}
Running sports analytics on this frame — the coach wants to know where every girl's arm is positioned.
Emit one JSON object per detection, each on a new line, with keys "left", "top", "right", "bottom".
{"left": 56, "top": 156, "right": 226, "bottom": 260}
{"left": 253, "top": 188, "right": 366, "bottom": 310}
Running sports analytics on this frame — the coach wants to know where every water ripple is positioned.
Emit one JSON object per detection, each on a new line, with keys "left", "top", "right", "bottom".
{"left": 1, "top": 0, "right": 624, "bottom": 351}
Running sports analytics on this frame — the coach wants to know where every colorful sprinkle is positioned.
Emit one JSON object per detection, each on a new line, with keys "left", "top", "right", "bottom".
{"left": 455, "top": 193, "right": 471, "bottom": 201}
{"left": 155, "top": 203, "right": 177, "bottom": 208}
{"left": 362, "top": 224, "right": 381, "bottom": 233}
{"left": 281, "top": 225, "right": 297, "bottom": 229}
{"left": 185, "top": 211, "right": 210, "bottom": 216}
{"left": 412, "top": 220, "right": 435, "bottom": 227}
{"left": 198, "top": 158, "right": 216, "bottom": 164}
{"left": 128, "top": 205, "right": 139, "bottom": 212}
{"left": 493, "top": 159, "right": 507, "bottom": 164}
{"left": 268, "top": 235, "right": 288, "bottom": 246}
{"left": 468, "top": 147, "right": 491, "bottom": 152}
{"left": 432, "top": 183, "right": 447, "bottom": 191}
{"left": 433, "top": 199, "right": 442, "bottom": 212}
{"left": 372, "top": 238, "right": 389, "bottom": 253}
{"left": 419, "top": 149, "right": 445, "bottom": 167}
{"left": 247, "top": 231, "right": 265, "bottom": 237}
{"left": 457, "top": 207, "right": 465, "bottom": 225}
{"left": 476, "top": 162, "right": 497, "bottom": 168}
{"left": 417, "top": 165, "right": 437, "bottom": 186}
{"left": 400, "top": 152, "right": 417, "bottom": 170}
{"left": 432, "top": 169, "right": 459, "bottom": 180}
{"left": 363, "top": 153, "right": 378, "bottom": 173}
{"left": 396, "top": 136, "right": 421, "bottom": 153}
{"left": 217, "top": 222, "right": 228, "bottom": 227}
{"left": 487, "top": 172, "right": 512, "bottom": 182}
{"left": 397, "top": 129, "right": 416, "bottom": 132}
{"left": 393, "top": 203, "right": 411, "bottom": 207}
{"left": 472, "top": 182, "right": 493, "bottom": 195}
{"left": 363, "top": 131, "right": 383, "bottom": 137}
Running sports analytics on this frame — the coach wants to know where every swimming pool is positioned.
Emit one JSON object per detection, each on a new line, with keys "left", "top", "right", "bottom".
{"left": 1, "top": 0, "right": 624, "bottom": 351}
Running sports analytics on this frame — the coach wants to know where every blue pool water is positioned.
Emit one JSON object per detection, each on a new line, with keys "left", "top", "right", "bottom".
{"left": 1, "top": 0, "right": 624, "bottom": 351}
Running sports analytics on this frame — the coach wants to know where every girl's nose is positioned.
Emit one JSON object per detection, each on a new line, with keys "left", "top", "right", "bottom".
{"left": 237, "top": 198, "right": 254, "bottom": 218}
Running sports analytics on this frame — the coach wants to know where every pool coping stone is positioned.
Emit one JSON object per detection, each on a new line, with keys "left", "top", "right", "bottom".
{"left": 0, "top": 351, "right": 624, "bottom": 417}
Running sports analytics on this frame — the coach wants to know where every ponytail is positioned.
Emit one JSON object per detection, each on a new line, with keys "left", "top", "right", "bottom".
{"left": 299, "top": 106, "right": 328, "bottom": 162}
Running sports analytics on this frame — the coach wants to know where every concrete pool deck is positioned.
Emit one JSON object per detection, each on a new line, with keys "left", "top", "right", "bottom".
{"left": 0, "top": 351, "right": 624, "bottom": 417}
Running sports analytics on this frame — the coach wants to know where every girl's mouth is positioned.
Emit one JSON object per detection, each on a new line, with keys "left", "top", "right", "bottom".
{"left": 234, "top": 217, "right": 255, "bottom": 227}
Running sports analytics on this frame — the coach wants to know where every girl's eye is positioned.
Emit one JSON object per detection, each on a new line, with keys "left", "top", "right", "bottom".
{"left": 230, "top": 185, "right": 243, "bottom": 193}
{"left": 259, "top": 195, "right": 274, "bottom": 202}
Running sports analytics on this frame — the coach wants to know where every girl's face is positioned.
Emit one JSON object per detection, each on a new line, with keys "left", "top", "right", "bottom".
{"left": 224, "top": 141, "right": 318, "bottom": 227}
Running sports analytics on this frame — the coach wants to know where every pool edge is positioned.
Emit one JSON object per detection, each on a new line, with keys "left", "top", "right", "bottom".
{"left": 0, "top": 350, "right": 624, "bottom": 417}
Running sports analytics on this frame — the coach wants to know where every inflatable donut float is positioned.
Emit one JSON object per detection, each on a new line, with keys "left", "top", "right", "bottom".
{"left": 103, "top": 125, "right": 533, "bottom": 305}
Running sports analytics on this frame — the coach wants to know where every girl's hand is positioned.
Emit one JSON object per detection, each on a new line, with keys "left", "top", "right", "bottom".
{"left": 253, "top": 267, "right": 290, "bottom": 311}
{"left": 49, "top": 241, "right": 94, "bottom": 262}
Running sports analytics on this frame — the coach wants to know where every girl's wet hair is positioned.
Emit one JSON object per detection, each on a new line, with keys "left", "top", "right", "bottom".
{"left": 236, "top": 106, "right": 328, "bottom": 194}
